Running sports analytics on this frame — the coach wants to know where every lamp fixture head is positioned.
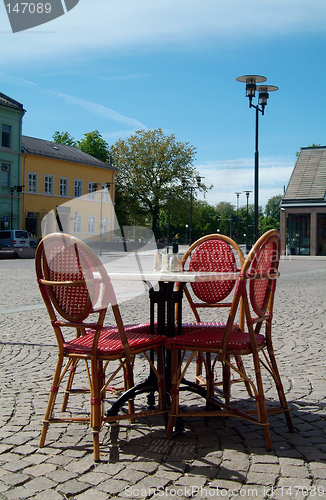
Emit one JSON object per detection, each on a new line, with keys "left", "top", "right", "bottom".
{"left": 256, "top": 84, "right": 278, "bottom": 114}
{"left": 236, "top": 75, "right": 267, "bottom": 106}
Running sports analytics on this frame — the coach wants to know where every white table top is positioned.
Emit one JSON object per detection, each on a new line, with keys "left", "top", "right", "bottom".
{"left": 107, "top": 270, "right": 239, "bottom": 283}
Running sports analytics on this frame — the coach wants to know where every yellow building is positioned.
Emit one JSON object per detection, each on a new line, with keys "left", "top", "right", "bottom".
{"left": 21, "top": 135, "right": 116, "bottom": 246}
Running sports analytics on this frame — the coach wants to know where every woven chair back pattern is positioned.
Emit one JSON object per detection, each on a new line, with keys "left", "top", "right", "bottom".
{"left": 249, "top": 235, "right": 280, "bottom": 316}
{"left": 42, "top": 235, "right": 101, "bottom": 322}
{"left": 189, "top": 239, "right": 237, "bottom": 303}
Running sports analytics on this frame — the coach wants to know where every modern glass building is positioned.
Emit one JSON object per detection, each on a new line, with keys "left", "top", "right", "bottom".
{"left": 280, "top": 147, "right": 326, "bottom": 256}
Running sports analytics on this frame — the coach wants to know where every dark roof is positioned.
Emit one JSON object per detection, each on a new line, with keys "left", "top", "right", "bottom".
{"left": 0, "top": 92, "right": 25, "bottom": 112}
{"left": 282, "top": 146, "right": 326, "bottom": 205}
{"left": 21, "top": 135, "right": 117, "bottom": 171}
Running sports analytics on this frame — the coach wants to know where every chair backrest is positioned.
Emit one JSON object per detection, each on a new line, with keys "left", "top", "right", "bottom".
{"left": 35, "top": 233, "right": 136, "bottom": 360}
{"left": 217, "top": 230, "right": 281, "bottom": 359}
{"left": 181, "top": 234, "right": 244, "bottom": 324}
{"left": 241, "top": 230, "right": 281, "bottom": 335}
{"left": 245, "top": 230, "right": 280, "bottom": 314}
{"left": 35, "top": 233, "right": 116, "bottom": 325}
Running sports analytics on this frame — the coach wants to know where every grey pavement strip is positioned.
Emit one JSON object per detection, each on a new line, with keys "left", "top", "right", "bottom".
{"left": 0, "top": 303, "right": 46, "bottom": 315}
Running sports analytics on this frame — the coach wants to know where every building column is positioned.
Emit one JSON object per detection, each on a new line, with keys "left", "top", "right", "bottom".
{"left": 310, "top": 210, "right": 317, "bottom": 256}
{"left": 280, "top": 209, "right": 287, "bottom": 255}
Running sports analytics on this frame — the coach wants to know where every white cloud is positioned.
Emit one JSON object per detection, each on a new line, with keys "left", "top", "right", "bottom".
{"left": 48, "top": 91, "right": 146, "bottom": 129}
{"left": 197, "top": 155, "right": 294, "bottom": 208}
{"left": 1, "top": 0, "right": 326, "bottom": 64}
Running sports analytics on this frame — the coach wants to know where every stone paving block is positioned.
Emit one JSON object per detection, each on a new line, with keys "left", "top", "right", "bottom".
{"left": 281, "top": 464, "right": 311, "bottom": 478}
{"left": 2, "top": 485, "right": 36, "bottom": 500}
{"left": 24, "top": 463, "right": 57, "bottom": 477}
{"left": 246, "top": 471, "right": 278, "bottom": 486}
{"left": 98, "top": 478, "right": 130, "bottom": 495}
{"left": 56, "top": 479, "right": 90, "bottom": 496}
{"left": 25, "top": 476, "right": 58, "bottom": 492}
{"left": 78, "top": 471, "right": 111, "bottom": 486}
{"left": 115, "top": 468, "right": 147, "bottom": 482}
{"left": 46, "top": 469, "right": 78, "bottom": 483}
{"left": 32, "top": 491, "right": 63, "bottom": 500}
{"left": 2, "top": 472, "right": 30, "bottom": 487}
{"left": 75, "top": 488, "right": 108, "bottom": 500}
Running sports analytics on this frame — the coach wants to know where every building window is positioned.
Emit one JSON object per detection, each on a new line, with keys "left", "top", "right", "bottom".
{"left": 287, "top": 214, "right": 311, "bottom": 255}
{"left": 74, "top": 179, "right": 83, "bottom": 198}
{"left": 88, "top": 182, "right": 97, "bottom": 200}
{"left": 28, "top": 172, "right": 38, "bottom": 193}
{"left": 101, "top": 217, "right": 109, "bottom": 234}
{"left": 87, "top": 216, "right": 96, "bottom": 234}
{"left": 1, "top": 164, "right": 10, "bottom": 188}
{"left": 44, "top": 175, "right": 54, "bottom": 195}
{"left": 59, "top": 177, "right": 68, "bottom": 196}
{"left": 72, "top": 214, "right": 82, "bottom": 233}
{"left": 101, "top": 183, "right": 110, "bottom": 202}
{"left": 1, "top": 124, "right": 11, "bottom": 148}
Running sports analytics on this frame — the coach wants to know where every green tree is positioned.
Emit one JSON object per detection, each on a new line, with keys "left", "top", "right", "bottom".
{"left": 52, "top": 131, "right": 77, "bottom": 147}
{"left": 260, "top": 194, "right": 283, "bottom": 233}
{"left": 264, "top": 194, "right": 283, "bottom": 220}
{"left": 191, "top": 201, "right": 219, "bottom": 241}
{"left": 77, "top": 130, "right": 110, "bottom": 162}
{"left": 111, "top": 128, "right": 200, "bottom": 237}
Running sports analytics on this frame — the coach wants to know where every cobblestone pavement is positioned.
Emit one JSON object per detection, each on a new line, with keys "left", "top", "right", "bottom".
{"left": 0, "top": 252, "right": 326, "bottom": 500}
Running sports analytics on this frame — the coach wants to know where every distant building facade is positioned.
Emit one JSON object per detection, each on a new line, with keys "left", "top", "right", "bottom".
{"left": 280, "top": 146, "right": 326, "bottom": 256}
{"left": 21, "top": 136, "right": 117, "bottom": 245}
{"left": 0, "top": 93, "right": 25, "bottom": 230}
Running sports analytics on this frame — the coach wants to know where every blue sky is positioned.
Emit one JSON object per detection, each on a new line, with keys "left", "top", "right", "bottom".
{"left": 1, "top": 0, "right": 326, "bottom": 208}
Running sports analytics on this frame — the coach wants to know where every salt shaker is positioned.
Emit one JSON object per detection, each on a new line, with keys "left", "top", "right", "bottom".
{"left": 161, "top": 250, "right": 169, "bottom": 272}
{"left": 169, "top": 254, "right": 176, "bottom": 272}
{"left": 154, "top": 250, "right": 161, "bottom": 271}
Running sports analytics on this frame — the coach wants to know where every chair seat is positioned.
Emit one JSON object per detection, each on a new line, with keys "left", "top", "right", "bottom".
{"left": 166, "top": 327, "right": 265, "bottom": 351}
{"left": 64, "top": 323, "right": 167, "bottom": 355}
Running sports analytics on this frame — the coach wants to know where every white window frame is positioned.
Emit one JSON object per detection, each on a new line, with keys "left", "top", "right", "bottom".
{"left": 1, "top": 163, "right": 10, "bottom": 188}
{"left": 101, "top": 183, "right": 110, "bottom": 202}
{"left": 59, "top": 177, "right": 68, "bottom": 197}
{"left": 74, "top": 179, "right": 83, "bottom": 198}
{"left": 72, "top": 214, "right": 82, "bottom": 233}
{"left": 87, "top": 216, "right": 96, "bottom": 234}
{"left": 44, "top": 174, "right": 54, "bottom": 195}
{"left": 101, "top": 217, "right": 109, "bottom": 234}
{"left": 88, "top": 182, "right": 98, "bottom": 200}
{"left": 28, "top": 172, "right": 38, "bottom": 193}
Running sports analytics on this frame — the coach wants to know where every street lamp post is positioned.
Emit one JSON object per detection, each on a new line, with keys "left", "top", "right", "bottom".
{"left": 234, "top": 192, "right": 241, "bottom": 243}
{"left": 243, "top": 190, "right": 252, "bottom": 253}
{"left": 236, "top": 75, "right": 278, "bottom": 242}
{"left": 99, "top": 182, "right": 111, "bottom": 257}
{"left": 182, "top": 176, "right": 204, "bottom": 245}
{"left": 10, "top": 185, "right": 24, "bottom": 230}
{"left": 167, "top": 191, "right": 172, "bottom": 252}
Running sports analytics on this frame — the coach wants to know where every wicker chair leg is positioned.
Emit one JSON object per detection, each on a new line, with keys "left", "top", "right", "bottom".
{"left": 223, "top": 356, "right": 231, "bottom": 406}
{"left": 267, "top": 349, "right": 295, "bottom": 433}
{"left": 234, "top": 355, "right": 253, "bottom": 397}
{"left": 166, "top": 347, "right": 178, "bottom": 439}
{"left": 39, "top": 421, "right": 49, "bottom": 448}
{"left": 61, "top": 359, "right": 78, "bottom": 412}
{"left": 93, "top": 431, "right": 100, "bottom": 462}
{"left": 157, "top": 347, "right": 168, "bottom": 426}
{"left": 39, "top": 357, "right": 63, "bottom": 447}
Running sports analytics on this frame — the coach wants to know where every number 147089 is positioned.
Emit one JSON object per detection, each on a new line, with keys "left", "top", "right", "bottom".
{"left": 6, "top": 3, "right": 52, "bottom": 14}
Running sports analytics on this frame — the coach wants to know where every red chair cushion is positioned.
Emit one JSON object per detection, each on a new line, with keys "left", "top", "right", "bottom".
{"left": 165, "top": 327, "right": 265, "bottom": 351}
{"left": 64, "top": 323, "right": 166, "bottom": 356}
